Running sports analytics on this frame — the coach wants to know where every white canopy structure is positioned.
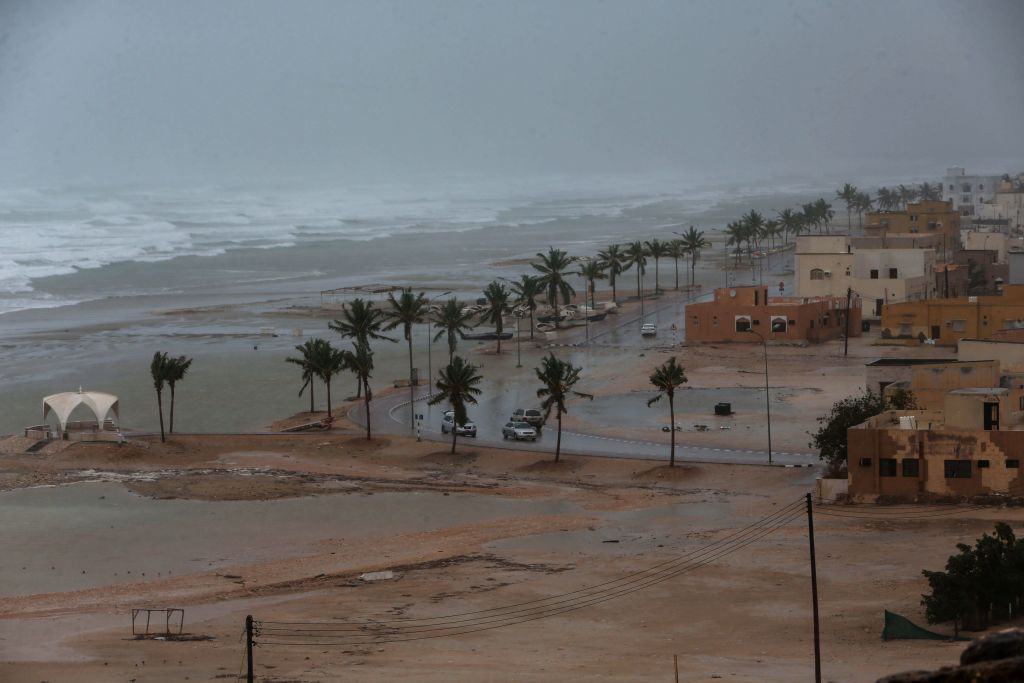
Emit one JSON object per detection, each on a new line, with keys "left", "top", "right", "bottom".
{"left": 42, "top": 388, "right": 120, "bottom": 434}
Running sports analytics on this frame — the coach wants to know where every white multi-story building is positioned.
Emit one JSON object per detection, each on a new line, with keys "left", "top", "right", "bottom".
{"left": 943, "top": 167, "right": 1001, "bottom": 217}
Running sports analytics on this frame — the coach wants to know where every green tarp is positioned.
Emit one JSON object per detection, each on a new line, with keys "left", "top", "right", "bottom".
{"left": 882, "top": 609, "right": 955, "bottom": 641}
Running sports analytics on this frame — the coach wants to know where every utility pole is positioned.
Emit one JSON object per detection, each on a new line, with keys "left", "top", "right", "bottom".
{"left": 843, "top": 287, "right": 852, "bottom": 357}
{"left": 805, "top": 494, "right": 822, "bottom": 683}
{"left": 245, "top": 614, "right": 255, "bottom": 683}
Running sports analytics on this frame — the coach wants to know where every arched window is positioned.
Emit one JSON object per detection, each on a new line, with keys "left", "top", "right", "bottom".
{"left": 735, "top": 316, "right": 751, "bottom": 332}
{"left": 810, "top": 268, "right": 825, "bottom": 280}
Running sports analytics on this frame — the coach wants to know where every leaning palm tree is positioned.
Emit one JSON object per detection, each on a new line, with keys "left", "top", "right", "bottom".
{"left": 597, "top": 244, "right": 626, "bottom": 302}
{"left": 313, "top": 340, "right": 347, "bottom": 419}
{"left": 919, "top": 181, "right": 941, "bottom": 201}
{"left": 667, "top": 239, "right": 686, "bottom": 290}
{"left": 343, "top": 341, "right": 375, "bottom": 439}
{"left": 479, "top": 280, "right": 511, "bottom": 353}
{"left": 510, "top": 274, "right": 543, "bottom": 340}
{"left": 742, "top": 210, "right": 765, "bottom": 260}
{"left": 432, "top": 298, "right": 474, "bottom": 364}
{"left": 647, "top": 356, "right": 688, "bottom": 467}
{"left": 428, "top": 355, "right": 483, "bottom": 454}
{"left": 776, "top": 209, "right": 799, "bottom": 245}
{"left": 623, "top": 240, "right": 648, "bottom": 298}
{"left": 576, "top": 258, "right": 606, "bottom": 309}
{"left": 150, "top": 351, "right": 170, "bottom": 443}
{"left": 725, "top": 221, "right": 746, "bottom": 265}
{"left": 812, "top": 199, "right": 834, "bottom": 234}
{"left": 532, "top": 247, "right": 576, "bottom": 327}
{"left": 385, "top": 287, "right": 430, "bottom": 427}
{"left": 644, "top": 238, "right": 670, "bottom": 293}
{"left": 329, "top": 298, "right": 394, "bottom": 397}
{"left": 836, "top": 183, "right": 858, "bottom": 233}
{"left": 286, "top": 338, "right": 326, "bottom": 414}
{"left": 876, "top": 186, "right": 897, "bottom": 212}
{"left": 535, "top": 353, "right": 592, "bottom": 463}
{"left": 165, "top": 354, "right": 193, "bottom": 433}
{"left": 853, "top": 191, "right": 874, "bottom": 229}
{"left": 897, "top": 184, "right": 918, "bottom": 210}
{"left": 678, "top": 226, "right": 710, "bottom": 288}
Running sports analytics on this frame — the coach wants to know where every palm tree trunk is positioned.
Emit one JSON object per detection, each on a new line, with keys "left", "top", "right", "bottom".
{"left": 363, "top": 379, "right": 372, "bottom": 440}
{"left": 496, "top": 320, "right": 502, "bottom": 353}
{"left": 590, "top": 281, "right": 595, "bottom": 310}
{"left": 451, "top": 426, "right": 458, "bottom": 455}
{"left": 611, "top": 275, "right": 617, "bottom": 303}
{"left": 529, "top": 309, "right": 535, "bottom": 340}
{"left": 407, "top": 335, "right": 415, "bottom": 427}
{"left": 169, "top": 383, "right": 176, "bottom": 434}
{"left": 674, "top": 258, "right": 679, "bottom": 290}
{"left": 669, "top": 395, "right": 676, "bottom": 467}
{"left": 654, "top": 259, "right": 660, "bottom": 293}
{"left": 310, "top": 378, "right": 315, "bottom": 413}
{"left": 355, "top": 376, "right": 361, "bottom": 399}
{"left": 156, "top": 389, "right": 165, "bottom": 443}
{"left": 326, "top": 376, "right": 333, "bottom": 418}
{"left": 691, "top": 253, "right": 697, "bottom": 287}
{"left": 554, "top": 410, "right": 563, "bottom": 463}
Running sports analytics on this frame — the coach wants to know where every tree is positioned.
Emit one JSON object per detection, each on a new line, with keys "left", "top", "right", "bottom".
{"left": 428, "top": 356, "right": 483, "bottom": 454}
{"left": 576, "top": 258, "right": 606, "bottom": 310}
{"left": 150, "top": 351, "right": 170, "bottom": 443}
{"left": 967, "top": 259, "right": 987, "bottom": 293}
{"left": 329, "top": 298, "right": 394, "bottom": 397}
{"left": 813, "top": 199, "right": 834, "bottom": 234}
{"left": 479, "top": 280, "right": 511, "bottom": 353}
{"left": 877, "top": 187, "right": 898, "bottom": 212}
{"left": 510, "top": 274, "right": 543, "bottom": 340}
{"left": 286, "top": 338, "right": 325, "bottom": 414}
{"left": 897, "top": 184, "right": 918, "bottom": 210}
{"left": 624, "top": 240, "right": 648, "bottom": 298}
{"left": 432, "top": 298, "right": 474, "bottom": 364}
{"left": 645, "top": 238, "right": 670, "bottom": 293}
{"left": 597, "top": 244, "right": 626, "bottom": 302}
{"left": 810, "top": 388, "right": 917, "bottom": 473}
{"left": 386, "top": 287, "right": 429, "bottom": 427}
{"left": 742, "top": 210, "right": 765, "bottom": 260}
{"left": 678, "top": 226, "right": 710, "bottom": 288}
{"left": 532, "top": 247, "right": 576, "bottom": 327}
{"left": 647, "top": 357, "right": 688, "bottom": 467}
{"left": 343, "top": 341, "right": 375, "bottom": 439}
{"left": 836, "top": 183, "right": 858, "bottom": 234}
{"left": 165, "top": 355, "right": 193, "bottom": 434}
{"left": 667, "top": 239, "right": 686, "bottom": 290}
{"left": 853, "top": 191, "right": 874, "bottom": 229}
{"left": 725, "top": 221, "right": 746, "bottom": 265}
{"left": 919, "top": 181, "right": 941, "bottom": 201}
{"left": 777, "top": 209, "right": 800, "bottom": 245}
{"left": 535, "top": 353, "right": 593, "bottom": 463}
{"left": 313, "top": 339, "right": 347, "bottom": 419}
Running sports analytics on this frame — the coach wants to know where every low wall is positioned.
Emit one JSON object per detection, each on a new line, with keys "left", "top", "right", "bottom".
{"left": 815, "top": 477, "right": 849, "bottom": 502}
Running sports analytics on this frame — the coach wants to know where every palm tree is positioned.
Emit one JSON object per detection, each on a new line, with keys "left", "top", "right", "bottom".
{"left": 577, "top": 258, "right": 606, "bottom": 309}
{"left": 535, "top": 353, "right": 593, "bottom": 463}
{"left": 165, "top": 355, "right": 193, "bottom": 434}
{"left": 678, "top": 226, "right": 710, "bottom": 288}
{"left": 667, "top": 239, "right": 686, "bottom": 291}
{"left": 776, "top": 209, "right": 800, "bottom": 245}
{"left": 919, "top": 181, "right": 941, "bottom": 201}
{"left": 725, "top": 221, "right": 746, "bottom": 265}
{"left": 329, "top": 298, "right": 394, "bottom": 397}
{"left": 343, "top": 341, "right": 375, "bottom": 439}
{"left": 645, "top": 238, "right": 670, "bottom": 293}
{"left": 286, "top": 338, "right": 326, "bottom": 414}
{"left": 897, "top": 184, "right": 918, "bottom": 210}
{"left": 742, "top": 210, "right": 764, "bottom": 260}
{"left": 532, "top": 247, "right": 576, "bottom": 327}
{"left": 313, "top": 340, "right": 347, "bottom": 419}
{"left": 876, "top": 187, "right": 898, "bottom": 212}
{"left": 647, "top": 356, "right": 688, "bottom": 467}
{"left": 801, "top": 202, "right": 820, "bottom": 234}
{"left": 813, "top": 199, "right": 834, "bottom": 234}
{"left": 623, "top": 240, "right": 648, "bottom": 296}
{"left": 479, "top": 280, "right": 511, "bottom": 353}
{"left": 385, "top": 287, "right": 429, "bottom": 427}
{"left": 510, "top": 274, "right": 543, "bottom": 340}
{"left": 432, "top": 298, "right": 474, "bottom": 364}
{"left": 836, "top": 183, "right": 858, "bottom": 234}
{"left": 150, "top": 351, "right": 170, "bottom": 443}
{"left": 428, "top": 356, "right": 483, "bottom": 454}
{"left": 597, "top": 244, "right": 626, "bottom": 302}
{"left": 853, "top": 191, "right": 874, "bottom": 229}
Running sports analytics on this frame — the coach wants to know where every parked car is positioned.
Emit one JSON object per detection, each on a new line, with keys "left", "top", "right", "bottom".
{"left": 441, "top": 410, "right": 477, "bottom": 437}
{"left": 641, "top": 323, "right": 657, "bottom": 336}
{"left": 502, "top": 421, "right": 537, "bottom": 441}
{"left": 511, "top": 408, "right": 545, "bottom": 429}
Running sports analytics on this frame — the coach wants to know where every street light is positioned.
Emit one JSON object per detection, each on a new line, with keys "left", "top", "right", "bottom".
{"left": 514, "top": 309, "right": 524, "bottom": 368}
{"left": 741, "top": 328, "right": 773, "bottom": 465}
{"left": 426, "top": 290, "right": 452, "bottom": 397}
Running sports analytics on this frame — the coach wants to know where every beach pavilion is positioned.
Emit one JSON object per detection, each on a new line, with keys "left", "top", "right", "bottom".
{"left": 38, "top": 388, "right": 123, "bottom": 441}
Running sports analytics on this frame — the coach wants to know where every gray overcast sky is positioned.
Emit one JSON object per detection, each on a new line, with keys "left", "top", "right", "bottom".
{"left": 1, "top": 0, "right": 1022, "bottom": 186}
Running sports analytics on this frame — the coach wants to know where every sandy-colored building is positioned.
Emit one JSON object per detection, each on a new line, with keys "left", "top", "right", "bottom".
{"left": 977, "top": 190, "right": 1024, "bottom": 231}
{"left": 865, "top": 200, "right": 961, "bottom": 253}
{"left": 880, "top": 285, "right": 1024, "bottom": 345}
{"left": 961, "top": 231, "right": 1024, "bottom": 263}
{"left": 959, "top": 337, "right": 1024, "bottom": 372}
{"left": 685, "top": 286, "right": 861, "bottom": 344}
{"left": 795, "top": 235, "right": 936, "bottom": 319}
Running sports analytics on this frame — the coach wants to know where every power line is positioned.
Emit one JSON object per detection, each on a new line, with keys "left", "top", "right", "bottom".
{"left": 254, "top": 501, "right": 806, "bottom": 647}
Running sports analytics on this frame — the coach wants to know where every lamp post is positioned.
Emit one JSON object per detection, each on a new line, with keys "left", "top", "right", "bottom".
{"left": 514, "top": 309, "right": 524, "bottom": 368}
{"left": 426, "top": 290, "right": 452, "bottom": 396}
{"left": 741, "top": 328, "right": 773, "bottom": 465}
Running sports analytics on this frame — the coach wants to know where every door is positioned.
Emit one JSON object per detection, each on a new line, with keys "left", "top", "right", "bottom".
{"left": 931, "top": 325, "right": 940, "bottom": 340}
{"left": 984, "top": 402, "right": 1000, "bottom": 431}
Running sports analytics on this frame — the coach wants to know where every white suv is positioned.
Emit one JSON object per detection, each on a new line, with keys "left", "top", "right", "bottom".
{"left": 502, "top": 421, "right": 537, "bottom": 441}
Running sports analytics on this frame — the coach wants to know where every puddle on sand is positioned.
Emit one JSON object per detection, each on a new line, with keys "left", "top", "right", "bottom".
{"left": 0, "top": 481, "right": 577, "bottom": 598}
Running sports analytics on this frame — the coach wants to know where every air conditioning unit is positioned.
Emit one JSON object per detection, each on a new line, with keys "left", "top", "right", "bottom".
{"left": 823, "top": 270, "right": 832, "bottom": 278}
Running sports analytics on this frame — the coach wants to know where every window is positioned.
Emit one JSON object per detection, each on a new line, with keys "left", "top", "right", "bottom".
{"left": 875, "top": 299, "right": 883, "bottom": 316}
{"left": 902, "top": 459, "right": 920, "bottom": 477}
{"left": 944, "top": 460, "right": 972, "bottom": 478}
{"left": 691, "top": 316, "right": 699, "bottom": 327}
{"left": 978, "top": 460, "right": 990, "bottom": 469}
{"left": 879, "top": 459, "right": 897, "bottom": 477}
{"left": 980, "top": 184, "right": 984, "bottom": 191}
{"left": 810, "top": 268, "right": 825, "bottom": 280}
{"left": 899, "top": 323, "right": 912, "bottom": 336}
{"left": 949, "top": 184, "right": 954, "bottom": 191}
{"left": 962, "top": 183, "right": 972, "bottom": 192}
{"left": 858, "top": 458, "right": 872, "bottom": 467}
{"left": 1008, "top": 460, "right": 1020, "bottom": 469}
{"left": 771, "top": 316, "right": 787, "bottom": 333}
{"left": 951, "top": 319, "right": 966, "bottom": 332}
{"left": 870, "top": 269, "right": 879, "bottom": 279}
{"left": 927, "top": 222, "right": 937, "bottom": 231}
{"left": 909, "top": 214, "right": 918, "bottom": 222}
{"left": 889, "top": 268, "right": 898, "bottom": 279}
{"left": 752, "top": 319, "right": 761, "bottom": 326}
{"left": 735, "top": 316, "right": 751, "bottom": 332}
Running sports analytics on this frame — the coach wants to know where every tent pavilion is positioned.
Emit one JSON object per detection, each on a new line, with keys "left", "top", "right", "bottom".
{"left": 41, "top": 388, "right": 121, "bottom": 440}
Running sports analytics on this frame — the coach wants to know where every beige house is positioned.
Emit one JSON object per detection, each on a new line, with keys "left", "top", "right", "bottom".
{"left": 960, "top": 337, "right": 1024, "bottom": 372}
{"left": 977, "top": 191, "right": 1024, "bottom": 232}
{"left": 961, "top": 231, "right": 1024, "bottom": 262}
{"left": 795, "top": 235, "right": 936, "bottom": 319}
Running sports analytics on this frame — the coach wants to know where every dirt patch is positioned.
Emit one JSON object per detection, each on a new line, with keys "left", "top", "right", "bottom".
{"left": 631, "top": 464, "right": 703, "bottom": 481}
{"left": 518, "top": 458, "right": 583, "bottom": 473}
